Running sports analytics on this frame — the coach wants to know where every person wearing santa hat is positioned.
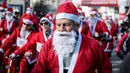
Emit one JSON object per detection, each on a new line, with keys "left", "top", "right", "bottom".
{"left": 8, "top": 14, "right": 54, "bottom": 68}
{"left": 0, "top": 1, "right": 7, "bottom": 21}
{"left": 31, "top": 2, "right": 112, "bottom": 73}
{"left": 0, "top": 14, "right": 37, "bottom": 73}
{"left": 103, "top": 19, "right": 117, "bottom": 58}
{"left": 20, "top": 6, "right": 39, "bottom": 31}
{"left": 0, "top": 7, "right": 19, "bottom": 46}
{"left": 86, "top": 8, "right": 110, "bottom": 53}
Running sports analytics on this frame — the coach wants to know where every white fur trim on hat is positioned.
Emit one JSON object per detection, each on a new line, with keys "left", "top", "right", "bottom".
{"left": 0, "top": 7, "right": 4, "bottom": 10}
{"left": 6, "top": 11, "right": 13, "bottom": 14}
{"left": 23, "top": 18, "right": 33, "bottom": 25}
{"left": 90, "top": 11, "right": 97, "bottom": 14}
{"left": 40, "top": 17, "right": 54, "bottom": 29}
{"left": 56, "top": 13, "right": 79, "bottom": 23}
{"left": 26, "top": 11, "right": 32, "bottom": 14}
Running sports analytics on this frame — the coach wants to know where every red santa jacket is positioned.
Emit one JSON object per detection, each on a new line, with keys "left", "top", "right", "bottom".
{"left": 0, "top": 19, "right": 19, "bottom": 42}
{"left": 31, "top": 34, "right": 112, "bottom": 73}
{"left": 79, "top": 21, "right": 90, "bottom": 36}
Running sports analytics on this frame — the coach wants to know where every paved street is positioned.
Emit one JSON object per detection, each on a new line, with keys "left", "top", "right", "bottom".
{"left": 112, "top": 40, "right": 123, "bottom": 73}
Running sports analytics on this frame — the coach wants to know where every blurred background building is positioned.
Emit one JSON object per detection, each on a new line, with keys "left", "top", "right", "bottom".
{"left": 0, "top": 0, "right": 130, "bottom": 24}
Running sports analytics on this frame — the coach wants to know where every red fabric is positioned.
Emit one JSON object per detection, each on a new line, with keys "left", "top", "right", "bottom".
{"left": 14, "top": 31, "right": 47, "bottom": 56}
{"left": 80, "top": 22, "right": 90, "bottom": 36}
{"left": 56, "top": 2, "right": 78, "bottom": 16}
{"left": 116, "top": 33, "right": 128, "bottom": 53}
{"left": 31, "top": 35, "right": 112, "bottom": 73}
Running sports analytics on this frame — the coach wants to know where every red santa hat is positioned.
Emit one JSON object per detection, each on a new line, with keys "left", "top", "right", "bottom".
{"left": 56, "top": 2, "right": 79, "bottom": 23}
{"left": 40, "top": 15, "right": 54, "bottom": 29}
{"left": 0, "top": 2, "right": 7, "bottom": 10}
{"left": 90, "top": 8, "right": 98, "bottom": 15}
{"left": 77, "top": 7, "right": 82, "bottom": 13}
{"left": 23, "top": 15, "right": 33, "bottom": 25}
{"left": 26, "top": 6, "right": 33, "bottom": 14}
{"left": 6, "top": 8, "right": 13, "bottom": 14}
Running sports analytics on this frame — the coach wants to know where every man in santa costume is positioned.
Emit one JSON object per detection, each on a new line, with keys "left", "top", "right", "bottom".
{"left": 31, "top": 2, "right": 112, "bottom": 73}
{"left": 0, "top": 14, "right": 37, "bottom": 73}
{"left": 104, "top": 20, "right": 117, "bottom": 58}
{"left": 86, "top": 9, "right": 109, "bottom": 51}
{"left": 0, "top": 7, "right": 20, "bottom": 46}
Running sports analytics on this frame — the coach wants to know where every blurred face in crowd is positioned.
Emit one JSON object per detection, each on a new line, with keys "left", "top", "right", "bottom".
{"left": 40, "top": 20, "right": 51, "bottom": 32}
{"left": 22, "top": 22, "right": 32, "bottom": 31}
{"left": 90, "top": 14, "right": 97, "bottom": 19}
{"left": 53, "top": 18, "right": 77, "bottom": 59}
{"left": 6, "top": 12, "right": 13, "bottom": 21}
{"left": 0, "top": 9, "right": 5, "bottom": 18}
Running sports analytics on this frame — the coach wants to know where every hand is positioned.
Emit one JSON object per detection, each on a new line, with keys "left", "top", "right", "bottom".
{"left": 9, "top": 53, "right": 16, "bottom": 59}
{"left": 94, "top": 32, "right": 99, "bottom": 37}
{"left": 0, "top": 48, "right": 4, "bottom": 54}
{"left": 0, "top": 27, "right": 3, "bottom": 32}
{"left": 24, "top": 52, "right": 32, "bottom": 58}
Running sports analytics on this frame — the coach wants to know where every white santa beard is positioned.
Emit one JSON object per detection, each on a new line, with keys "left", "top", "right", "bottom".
{"left": 6, "top": 16, "right": 12, "bottom": 21}
{"left": 89, "top": 17, "right": 98, "bottom": 26}
{"left": 20, "top": 26, "right": 29, "bottom": 38}
{"left": 53, "top": 30, "right": 77, "bottom": 59}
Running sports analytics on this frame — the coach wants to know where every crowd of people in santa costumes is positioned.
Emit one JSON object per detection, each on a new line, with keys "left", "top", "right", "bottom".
{"left": 31, "top": 2, "right": 112, "bottom": 73}
{"left": 0, "top": 0, "right": 124, "bottom": 72}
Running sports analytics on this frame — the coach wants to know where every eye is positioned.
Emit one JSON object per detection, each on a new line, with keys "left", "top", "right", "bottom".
{"left": 57, "top": 24, "right": 61, "bottom": 26}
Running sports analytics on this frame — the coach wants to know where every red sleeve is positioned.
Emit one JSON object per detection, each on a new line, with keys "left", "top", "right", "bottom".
{"left": 14, "top": 32, "right": 38, "bottom": 55}
{"left": 116, "top": 34, "right": 128, "bottom": 53}
{"left": 31, "top": 39, "right": 52, "bottom": 73}
{"left": 1, "top": 28, "right": 17, "bottom": 52}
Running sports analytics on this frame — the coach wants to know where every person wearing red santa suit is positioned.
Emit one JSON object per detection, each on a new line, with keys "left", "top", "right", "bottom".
{"left": 104, "top": 20, "right": 117, "bottom": 58}
{"left": 8, "top": 14, "right": 54, "bottom": 71}
{"left": 31, "top": 2, "right": 112, "bottom": 73}
{"left": 86, "top": 9, "right": 109, "bottom": 51}
{"left": 0, "top": 15, "right": 37, "bottom": 73}
{"left": 20, "top": 7, "right": 39, "bottom": 31}
{"left": 0, "top": 7, "right": 20, "bottom": 46}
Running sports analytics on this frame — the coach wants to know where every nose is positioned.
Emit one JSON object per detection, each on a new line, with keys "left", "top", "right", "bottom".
{"left": 59, "top": 24, "right": 65, "bottom": 32}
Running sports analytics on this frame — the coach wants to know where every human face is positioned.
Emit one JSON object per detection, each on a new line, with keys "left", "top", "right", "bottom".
{"left": 6, "top": 13, "right": 13, "bottom": 21}
{"left": 90, "top": 14, "right": 97, "bottom": 18}
{"left": 23, "top": 23, "right": 32, "bottom": 31}
{"left": 56, "top": 19, "right": 75, "bottom": 32}
{"left": 40, "top": 21, "right": 51, "bottom": 32}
